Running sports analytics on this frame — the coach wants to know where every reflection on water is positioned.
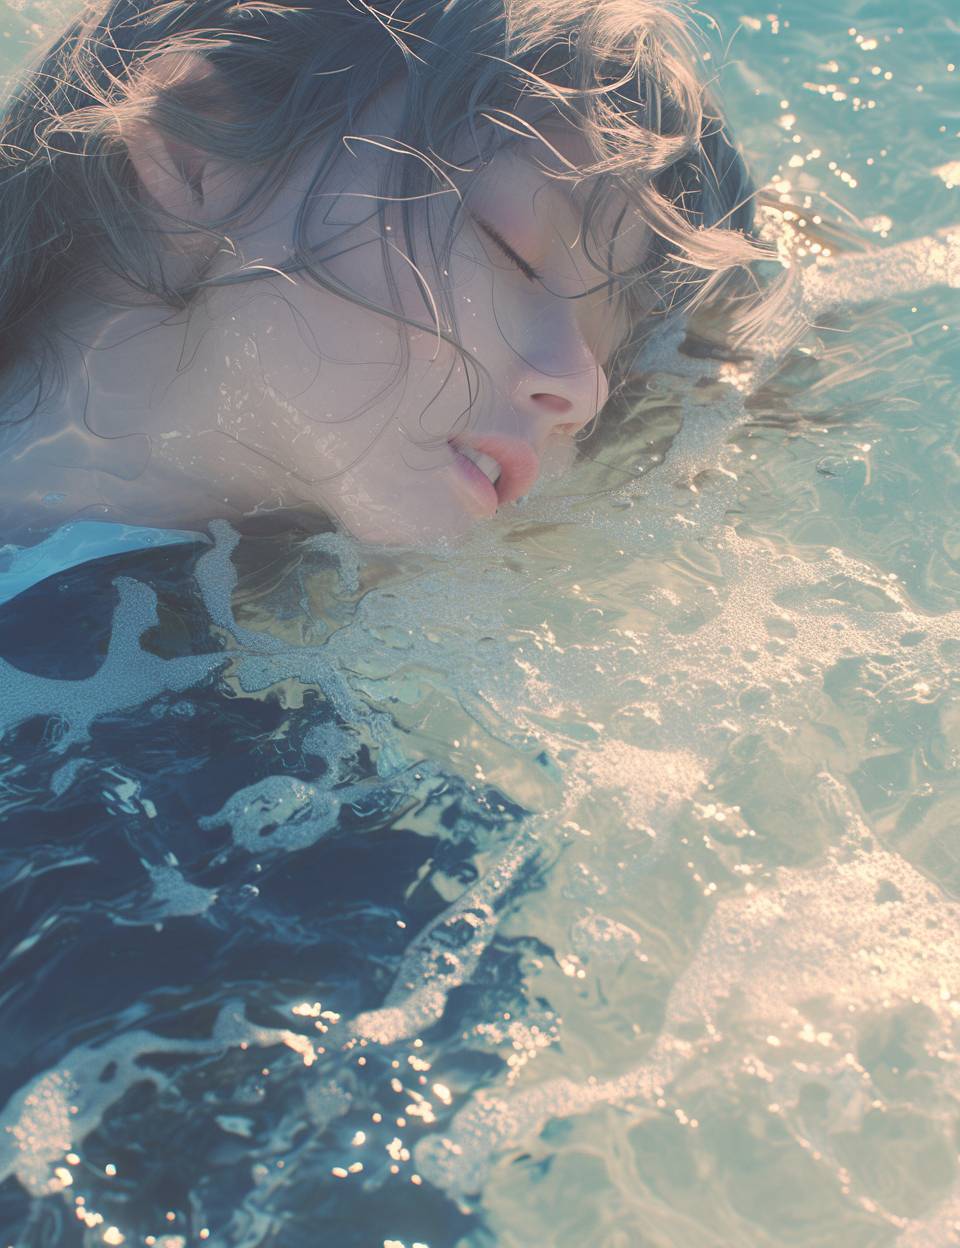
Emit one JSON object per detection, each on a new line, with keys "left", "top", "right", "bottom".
{"left": 1, "top": 1, "right": 960, "bottom": 1246}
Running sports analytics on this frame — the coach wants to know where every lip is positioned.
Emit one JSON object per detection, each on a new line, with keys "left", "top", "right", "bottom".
{"left": 449, "top": 434, "right": 541, "bottom": 515}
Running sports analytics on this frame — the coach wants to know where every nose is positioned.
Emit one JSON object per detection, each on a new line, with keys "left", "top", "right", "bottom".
{"left": 509, "top": 347, "right": 609, "bottom": 440}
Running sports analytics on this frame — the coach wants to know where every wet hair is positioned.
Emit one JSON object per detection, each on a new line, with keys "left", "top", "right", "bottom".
{"left": 0, "top": 0, "right": 772, "bottom": 425}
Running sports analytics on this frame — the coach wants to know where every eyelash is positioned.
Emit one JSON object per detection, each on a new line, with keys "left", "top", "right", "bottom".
{"left": 475, "top": 218, "right": 544, "bottom": 283}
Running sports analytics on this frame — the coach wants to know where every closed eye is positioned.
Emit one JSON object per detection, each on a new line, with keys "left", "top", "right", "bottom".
{"left": 473, "top": 215, "right": 544, "bottom": 283}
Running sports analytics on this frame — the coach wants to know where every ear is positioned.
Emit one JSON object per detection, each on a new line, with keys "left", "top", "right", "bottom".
{"left": 122, "top": 52, "right": 247, "bottom": 229}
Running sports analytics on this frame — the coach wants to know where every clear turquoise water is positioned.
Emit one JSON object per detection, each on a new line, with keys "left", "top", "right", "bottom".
{"left": 0, "top": 3, "right": 958, "bottom": 1247}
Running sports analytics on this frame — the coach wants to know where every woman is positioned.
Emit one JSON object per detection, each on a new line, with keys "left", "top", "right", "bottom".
{"left": 0, "top": 0, "right": 763, "bottom": 549}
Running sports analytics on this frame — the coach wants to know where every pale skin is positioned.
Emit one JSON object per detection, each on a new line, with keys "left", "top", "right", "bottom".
{"left": 0, "top": 72, "right": 651, "bottom": 546}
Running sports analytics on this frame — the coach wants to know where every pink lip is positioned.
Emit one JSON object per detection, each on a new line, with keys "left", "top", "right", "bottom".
{"left": 449, "top": 434, "right": 541, "bottom": 515}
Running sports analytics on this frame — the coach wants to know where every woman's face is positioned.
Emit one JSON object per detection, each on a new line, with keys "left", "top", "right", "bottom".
{"left": 154, "top": 104, "right": 649, "bottom": 544}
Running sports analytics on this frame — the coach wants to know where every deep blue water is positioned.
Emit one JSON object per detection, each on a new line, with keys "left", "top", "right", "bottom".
{"left": 0, "top": 537, "right": 508, "bottom": 1245}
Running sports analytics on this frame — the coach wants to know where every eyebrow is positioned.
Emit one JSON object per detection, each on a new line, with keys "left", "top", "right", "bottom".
{"left": 473, "top": 215, "right": 544, "bottom": 283}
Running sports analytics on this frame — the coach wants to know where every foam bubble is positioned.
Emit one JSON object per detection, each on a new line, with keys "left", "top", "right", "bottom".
{"left": 570, "top": 912, "right": 644, "bottom": 962}
{"left": 199, "top": 774, "right": 342, "bottom": 854}
{"left": 803, "top": 230, "right": 960, "bottom": 312}
{"left": 143, "top": 861, "right": 218, "bottom": 919}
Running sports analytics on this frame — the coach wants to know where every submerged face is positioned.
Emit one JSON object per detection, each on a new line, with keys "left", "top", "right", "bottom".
{"left": 140, "top": 105, "right": 650, "bottom": 544}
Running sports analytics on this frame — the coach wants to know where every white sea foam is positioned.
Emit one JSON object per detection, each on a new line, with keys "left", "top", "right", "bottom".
{"left": 199, "top": 773, "right": 344, "bottom": 854}
{"left": 143, "top": 859, "right": 219, "bottom": 919}
{"left": 415, "top": 774, "right": 960, "bottom": 1240}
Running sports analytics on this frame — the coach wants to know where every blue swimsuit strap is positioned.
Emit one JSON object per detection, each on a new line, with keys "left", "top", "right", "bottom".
{"left": 0, "top": 521, "right": 208, "bottom": 608}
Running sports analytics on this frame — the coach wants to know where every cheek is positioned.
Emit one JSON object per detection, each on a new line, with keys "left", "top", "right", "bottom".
{"left": 444, "top": 229, "right": 617, "bottom": 375}
{"left": 194, "top": 284, "right": 395, "bottom": 464}
{"left": 200, "top": 279, "right": 479, "bottom": 467}
{"left": 209, "top": 281, "right": 398, "bottom": 384}
{"left": 443, "top": 236, "right": 527, "bottom": 362}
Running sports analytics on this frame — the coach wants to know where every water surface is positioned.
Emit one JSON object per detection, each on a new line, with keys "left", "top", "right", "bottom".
{"left": 1, "top": 2, "right": 959, "bottom": 1246}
